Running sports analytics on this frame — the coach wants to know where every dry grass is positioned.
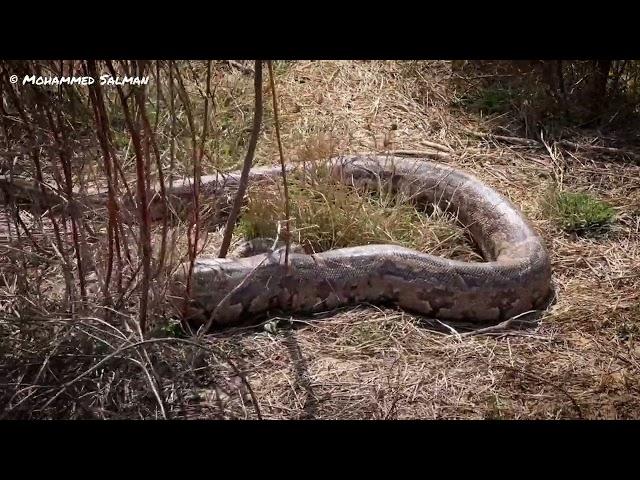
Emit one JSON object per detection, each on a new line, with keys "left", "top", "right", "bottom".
{"left": 239, "top": 157, "right": 479, "bottom": 261}
{"left": 2, "top": 60, "right": 640, "bottom": 419}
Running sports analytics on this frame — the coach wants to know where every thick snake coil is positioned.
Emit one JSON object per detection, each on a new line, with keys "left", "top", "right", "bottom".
{"left": 173, "top": 155, "right": 553, "bottom": 329}
{"left": 0, "top": 155, "right": 553, "bottom": 330}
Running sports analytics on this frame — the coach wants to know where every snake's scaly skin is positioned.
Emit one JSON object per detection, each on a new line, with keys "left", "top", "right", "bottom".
{"left": 173, "top": 155, "right": 552, "bottom": 329}
{"left": 0, "top": 155, "right": 553, "bottom": 330}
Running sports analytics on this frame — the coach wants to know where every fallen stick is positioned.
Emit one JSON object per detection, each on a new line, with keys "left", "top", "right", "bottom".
{"left": 386, "top": 149, "right": 454, "bottom": 161}
{"left": 557, "top": 140, "right": 640, "bottom": 161}
{"left": 460, "top": 310, "right": 540, "bottom": 338}
{"left": 463, "top": 129, "right": 541, "bottom": 147}
{"left": 419, "top": 140, "right": 455, "bottom": 153}
{"left": 465, "top": 128, "right": 640, "bottom": 161}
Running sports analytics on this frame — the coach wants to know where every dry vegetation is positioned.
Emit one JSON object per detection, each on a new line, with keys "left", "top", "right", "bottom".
{"left": 1, "top": 60, "right": 639, "bottom": 419}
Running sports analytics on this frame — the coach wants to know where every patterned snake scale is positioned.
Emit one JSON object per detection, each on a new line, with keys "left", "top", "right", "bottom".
{"left": 170, "top": 155, "right": 553, "bottom": 330}
{"left": 0, "top": 154, "right": 553, "bottom": 330}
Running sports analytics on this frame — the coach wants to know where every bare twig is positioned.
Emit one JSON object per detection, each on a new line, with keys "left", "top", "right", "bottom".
{"left": 435, "top": 319, "right": 462, "bottom": 342}
{"left": 48, "top": 103, "right": 88, "bottom": 303}
{"left": 134, "top": 86, "right": 168, "bottom": 276}
{"left": 133, "top": 321, "right": 169, "bottom": 420}
{"left": 420, "top": 140, "right": 455, "bottom": 153}
{"left": 459, "top": 311, "right": 540, "bottom": 338}
{"left": 108, "top": 60, "right": 152, "bottom": 335}
{"left": 268, "top": 60, "right": 291, "bottom": 267}
{"left": 194, "top": 60, "right": 212, "bottom": 254}
{"left": 464, "top": 129, "right": 542, "bottom": 147}
{"left": 557, "top": 139, "right": 640, "bottom": 162}
{"left": 173, "top": 62, "right": 201, "bottom": 322}
{"left": 218, "top": 61, "right": 264, "bottom": 258}
{"left": 386, "top": 149, "right": 454, "bottom": 161}
{"left": 180, "top": 62, "right": 214, "bottom": 321}
{"left": 87, "top": 60, "right": 122, "bottom": 302}
{"left": 168, "top": 61, "right": 176, "bottom": 189}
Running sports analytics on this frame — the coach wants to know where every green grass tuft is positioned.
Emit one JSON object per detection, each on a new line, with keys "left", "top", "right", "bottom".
{"left": 548, "top": 190, "right": 615, "bottom": 234}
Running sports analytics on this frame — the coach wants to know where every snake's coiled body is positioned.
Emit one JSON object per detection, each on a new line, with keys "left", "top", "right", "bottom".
{"left": 0, "top": 155, "right": 553, "bottom": 329}
{"left": 177, "top": 155, "right": 552, "bottom": 329}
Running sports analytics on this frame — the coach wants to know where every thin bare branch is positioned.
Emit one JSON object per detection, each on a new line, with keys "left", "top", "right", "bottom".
{"left": 267, "top": 60, "right": 291, "bottom": 267}
{"left": 218, "top": 61, "right": 263, "bottom": 258}
{"left": 107, "top": 60, "right": 152, "bottom": 335}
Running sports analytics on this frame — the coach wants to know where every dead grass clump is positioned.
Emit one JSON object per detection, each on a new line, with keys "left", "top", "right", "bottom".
{"left": 238, "top": 160, "right": 479, "bottom": 260}
{"left": 0, "top": 314, "right": 265, "bottom": 419}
